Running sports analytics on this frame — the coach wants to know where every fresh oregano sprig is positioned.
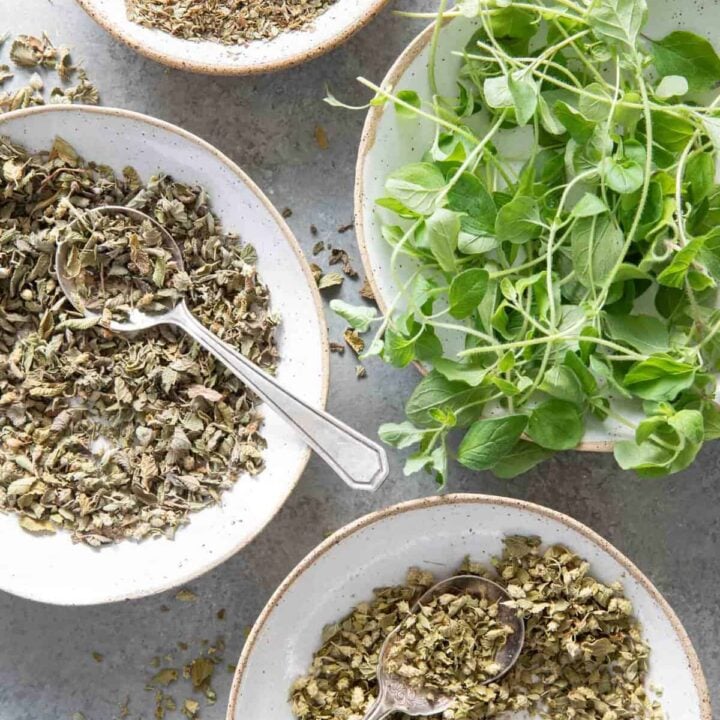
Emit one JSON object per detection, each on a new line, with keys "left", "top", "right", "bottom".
{"left": 331, "top": 0, "right": 720, "bottom": 482}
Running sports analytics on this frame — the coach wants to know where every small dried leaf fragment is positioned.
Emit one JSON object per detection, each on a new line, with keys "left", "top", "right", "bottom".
{"left": 360, "top": 278, "right": 376, "bottom": 301}
{"left": 344, "top": 329, "right": 365, "bottom": 355}
{"left": 317, "top": 272, "right": 344, "bottom": 290}
{"left": 150, "top": 668, "right": 179, "bottom": 687}
{"left": 19, "top": 516, "right": 56, "bottom": 534}
{"left": 314, "top": 125, "right": 329, "bottom": 150}
{"left": 187, "top": 385, "right": 223, "bottom": 403}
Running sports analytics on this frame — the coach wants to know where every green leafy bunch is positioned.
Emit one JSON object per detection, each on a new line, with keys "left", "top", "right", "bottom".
{"left": 332, "top": 0, "right": 720, "bottom": 482}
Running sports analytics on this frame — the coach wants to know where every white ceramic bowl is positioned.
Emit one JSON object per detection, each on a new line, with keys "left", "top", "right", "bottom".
{"left": 76, "top": 0, "right": 389, "bottom": 75}
{"left": 227, "top": 494, "right": 711, "bottom": 720}
{"left": 0, "top": 105, "right": 328, "bottom": 605}
{"left": 354, "top": 3, "right": 720, "bottom": 451}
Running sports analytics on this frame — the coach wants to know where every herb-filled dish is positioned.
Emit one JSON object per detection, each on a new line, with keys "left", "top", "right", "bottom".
{"left": 291, "top": 537, "right": 663, "bottom": 720}
{"left": 352, "top": 0, "right": 720, "bottom": 481}
{"left": 74, "top": 0, "right": 390, "bottom": 75}
{"left": 0, "top": 106, "right": 326, "bottom": 606}
{"left": 125, "top": 0, "right": 339, "bottom": 45}
{"left": 0, "top": 135, "right": 278, "bottom": 546}
{"left": 228, "top": 495, "right": 710, "bottom": 720}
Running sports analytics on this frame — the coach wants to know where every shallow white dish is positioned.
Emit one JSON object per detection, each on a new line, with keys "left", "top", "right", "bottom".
{"left": 227, "top": 494, "right": 711, "bottom": 720}
{"left": 0, "top": 105, "right": 328, "bottom": 605}
{"left": 354, "top": 2, "right": 720, "bottom": 451}
{"left": 75, "top": 0, "right": 389, "bottom": 75}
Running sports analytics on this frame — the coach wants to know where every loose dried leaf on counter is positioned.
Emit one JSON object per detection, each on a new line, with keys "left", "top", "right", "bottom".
{"left": 328, "top": 248, "right": 359, "bottom": 278}
{"left": 0, "top": 33, "right": 99, "bottom": 113}
{"left": 314, "top": 125, "right": 329, "bottom": 150}
{"left": 344, "top": 328, "right": 364, "bottom": 355}
{"left": 317, "top": 272, "right": 344, "bottom": 291}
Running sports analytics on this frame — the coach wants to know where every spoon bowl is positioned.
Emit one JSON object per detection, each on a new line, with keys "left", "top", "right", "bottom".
{"left": 55, "top": 205, "right": 186, "bottom": 333}
{"left": 363, "top": 574, "right": 525, "bottom": 720}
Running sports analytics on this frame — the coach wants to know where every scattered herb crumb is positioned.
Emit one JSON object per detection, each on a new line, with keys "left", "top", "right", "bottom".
{"left": 149, "top": 668, "right": 179, "bottom": 687}
{"left": 309, "top": 263, "right": 323, "bottom": 284}
{"left": 337, "top": 222, "right": 354, "bottom": 234}
{"left": 0, "top": 33, "right": 99, "bottom": 113}
{"left": 118, "top": 697, "right": 130, "bottom": 718}
{"left": 328, "top": 248, "right": 358, "bottom": 278}
{"left": 175, "top": 589, "right": 198, "bottom": 603}
{"left": 314, "top": 125, "right": 329, "bottom": 150}
{"left": 144, "top": 637, "right": 227, "bottom": 720}
{"left": 355, "top": 365, "right": 367, "bottom": 379}
{"left": 182, "top": 698, "right": 200, "bottom": 718}
{"left": 91, "top": 652, "right": 104, "bottom": 663}
{"left": 359, "top": 278, "right": 375, "bottom": 302}
{"left": 216, "top": 608, "right": 226, "bottom": 621}
{"left": 317, "top": 272, "right": 344, "bottom": 291}
{"left": 312, "top": 240, "right": 325, "bottom": 255}
{"left": 344, "top": 329, "right": 364, "bottom": 355}
{"left": 310, "top": 224, "right": 318, "bottom": 236}
{"left": 281, "top": 207, "right": 293, "bottom": 219}
{"left": 329, "top": 342, "right": 345, "bottom": 354}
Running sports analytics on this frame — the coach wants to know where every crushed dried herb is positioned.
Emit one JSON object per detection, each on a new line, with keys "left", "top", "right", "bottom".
{"left": 328, "top": 248, "right": 358, "bottom": 278}
{"left": 344, "top": 328, "right": 364, "bottom": 355}
{"left": 317, "top": 272, "right": 344, "bottom": 291}
{"left": 290, "top": 536, "right": 664, "bottom": 720}
{"left": 0, "top": 137, "right": 279, "bottom": 546}
{"left": 0, "top": 33, "right": 99, "bottom": 113}
{"left": 145, "top": 636, "right": 226, "bottom": 720}
{"left": 60, "top": 211, "right": 183, "bottom": 324}
{"left": 359, "top": 278, "right": 375, "bottom": 302}
{"left": 314, "top": 125, "right": 329, "bottom": 150}
{"left": 384, "top": 590, "right": 514, "bottom": 699}
{"left": 126, "top": 0, "right": 339, "bottom": 45}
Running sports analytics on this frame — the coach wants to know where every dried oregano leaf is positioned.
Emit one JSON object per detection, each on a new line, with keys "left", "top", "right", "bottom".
{"left": 289, "top": 536, "right": 665, "bottom": 720}
{"left": 125, "top": 0, "right": 339, "bottom": 44}
{"left": 1, "top": 33, "right": 99, "bottom": 113}
{"left": 0, "top": 137, "right": 279, "bottom": 546}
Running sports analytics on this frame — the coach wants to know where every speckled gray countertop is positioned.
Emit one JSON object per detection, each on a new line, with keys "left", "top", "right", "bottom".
{"left": 0, "top": 2, "right": 717, "bottom": 719}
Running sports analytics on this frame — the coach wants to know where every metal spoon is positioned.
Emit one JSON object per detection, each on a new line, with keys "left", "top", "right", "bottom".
{"left": 55, "top": 205, "right": 389, "bottom": 492}
{"left": 362, "top": 575, "right": 525, "bottom": 720}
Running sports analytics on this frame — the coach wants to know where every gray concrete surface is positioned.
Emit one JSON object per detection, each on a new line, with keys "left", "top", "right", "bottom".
{"left": 0, "top": 1, "right": 718, "bottom": 718}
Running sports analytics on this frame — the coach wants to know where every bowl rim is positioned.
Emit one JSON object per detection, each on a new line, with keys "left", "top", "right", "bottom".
{"left": 0, "top": 103, "right": 330, "bottom": 604}
{"left": 226, "top": 492, "right": 712, "bottom": 720}
{"left": 75, "top": 0, "right": 392, "bottom": 76}
{"left": 354, "top": 17, "right": 617, "bottom": 452}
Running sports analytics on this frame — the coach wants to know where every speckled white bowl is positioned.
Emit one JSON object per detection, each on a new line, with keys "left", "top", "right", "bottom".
{"left": 354, "top": 3, "right": 720, "bottom": 452}
{"left": 227, "top": 494, "right": 711, "bottom": 720}
{"left": 75, "top": 0, "right": 390, "bottom": 75}
{"left": 0, "top": 104, "right": 328, "bottom": 605}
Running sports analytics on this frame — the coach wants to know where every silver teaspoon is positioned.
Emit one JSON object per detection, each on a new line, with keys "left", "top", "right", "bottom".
{"left": 362, "top": 575, "right": 525, "bottom": 720}
{"left": 55, "top": 205, "right": 389, "bottom": 492}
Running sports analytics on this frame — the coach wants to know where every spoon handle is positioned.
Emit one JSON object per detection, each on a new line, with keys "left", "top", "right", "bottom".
{"left": 169, "top": 303, "right": 389, "bottom": 491}
{"left": 361, "top": 696, "right": 395, "bottom": 720}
